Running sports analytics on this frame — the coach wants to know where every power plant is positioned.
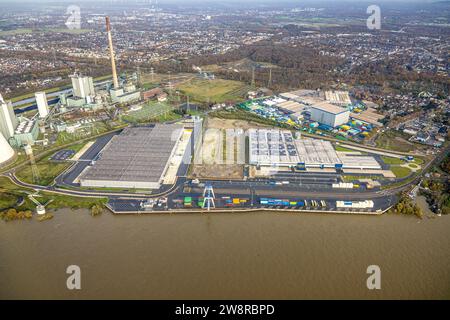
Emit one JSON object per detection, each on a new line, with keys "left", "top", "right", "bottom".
{"left": 0, "top": 93, "right": 18, "bottom": 140}
{"left": 35, "top": 92, "right": 49, "bottom": 118}
{"left": 0, "top": 131, "right": 14, "bottom": 166}
{"left": 104, "top": 16, "right": 141, "bottom": 104}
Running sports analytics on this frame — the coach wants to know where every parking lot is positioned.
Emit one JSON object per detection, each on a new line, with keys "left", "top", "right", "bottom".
{"left": 51, "top": 149, "right": 75, "bottom": 161}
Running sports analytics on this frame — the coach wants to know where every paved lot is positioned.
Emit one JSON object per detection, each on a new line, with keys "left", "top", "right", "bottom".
{"left": 57, "top": 132, "right": 119, "bottom": 186}
{"left": 51, "top": 149, "right": 75, "bottom": 161}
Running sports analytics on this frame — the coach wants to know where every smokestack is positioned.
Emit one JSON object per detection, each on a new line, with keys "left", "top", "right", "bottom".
{"left": 106, "top": 16, "right": 119, "bottom": 89}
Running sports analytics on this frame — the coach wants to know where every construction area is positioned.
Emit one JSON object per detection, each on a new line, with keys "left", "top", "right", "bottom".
{"left": 79, "top": 124, "right": 185, "bottom": 189}
{"left": 190, "top": 126, "right": 245, "bottom": 180}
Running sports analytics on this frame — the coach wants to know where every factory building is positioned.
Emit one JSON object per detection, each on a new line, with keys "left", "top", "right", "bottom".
{"left": 11, "top": 118, "right": 39, "bottom": 146}
{"left": 248, "top": 129, "right": 381, "bottom": 170}
{"left": 249, "top": 129, "right": 299, "bottom": 166}
{"left": 35, "top": 92, "right": 49, "bottom": 118}
{"left": 110, "top": 84, "right": 141, "bottom": 104}
{"left": 324, "top": 90, "right": 352, "bottom": 106}
{"left": 0, "top": 132, "right": 14, "bottom": 166}
{"left": 295, "top": 139, "right": 342, "bottom": 168}
{"left": 80, "top": 124, "right": 185, "bottom": 189}
{"left": 70, "top": 74, "right": 95, "bottom": 99}
{"left": 309, "top": 102, "right": 350, "bottom": 128}
{"left": 66, "top": 73, "right": 104, "bottom": 109}
{"left": 0, "top": 94, "right": 18, "bottom": 140}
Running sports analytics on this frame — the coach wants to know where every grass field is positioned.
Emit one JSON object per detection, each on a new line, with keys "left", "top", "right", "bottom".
{"left": 0, "top": 193, "right": 20, "bottom": 209}
{"left": 177, "top": 79, "right": 248, "bottom": 104}
{"left": 335, "top": 145, "right": 357, "bottom": 152}
{"left": 0, "top": 176, "right": 107, "bottom": 212}
{"left": 0, "top": 28, "right": 33, "bottom": 36}
{"left": 0, "top": 28, "right": 91, "bottom": 37}
{"left": 375, "top": 130, "right": 419, "bottom": 153}
{"left": 16, "top": 160, "right": 70, "bottom": 186}
{"left": 342, "top": 175, "right": 382, "bottom": 182}
{"left": 42, "top": 28, "right": 92, "bottom": 34}
{"left": 121, "top": 102, "right": 180, "bottom": 123}
{"left": 381, "top": 156, "right": 405, "bottom": 165}
{"left": 391, "top": 166, "right": 412, "bottom": 178}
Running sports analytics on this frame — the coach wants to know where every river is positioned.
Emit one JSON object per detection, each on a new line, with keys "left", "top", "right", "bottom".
{"left": 0, "top": 209, "right": 449, "bottom": 299}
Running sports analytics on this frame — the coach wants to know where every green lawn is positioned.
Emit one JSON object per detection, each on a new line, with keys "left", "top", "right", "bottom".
{"left": 381, "top": 156, "right": 405, "bottom": 165}
{"left": 0, "top": 176, "right": 107, "bottom": 212}
{"left": 41, "top": 28, "right": 92, "bottom": 34}
{"left": 177, "top": 79, "right": 248, "bottom": 104}
{"left": 391, "top": 166, "right": 412, "bottom": 178}
{"left": 335, "top": 145, "right": 356, "bottom": 152}
{"left": 375, "top": 130, "right": 419, "bottom": 153}
{"left": 0, "top": 193, "right": 20, "bottom": 209}
{"left": 121, "top": 102, "right": 180, "bottom": 123}
{"left": 16, "top": 161, "right": 70, "bottom": 186}
{"left": 342, "top": 175, "right": 383, "bottom": 182}
{"left": 0, "top": 28, "right": 32, "bottom": 36}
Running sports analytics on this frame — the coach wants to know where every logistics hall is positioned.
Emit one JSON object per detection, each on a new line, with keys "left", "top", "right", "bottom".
{"left": 248, "top": 129, "right": 381, "bottom": 170}
{"left": 80, "top": 124, "right": 186, "bottom": 189}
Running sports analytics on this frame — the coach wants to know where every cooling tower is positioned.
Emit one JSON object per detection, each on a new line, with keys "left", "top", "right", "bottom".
{"left": 0, "top": 132, "right": 14, "bottom": 165}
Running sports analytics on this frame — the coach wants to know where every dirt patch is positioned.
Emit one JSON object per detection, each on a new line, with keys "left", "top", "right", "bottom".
{"left": 190, "top": 164, "right": 244, "bottom": 180}
{"left": 207, "top": 117, "right": 270, "bottom": 130}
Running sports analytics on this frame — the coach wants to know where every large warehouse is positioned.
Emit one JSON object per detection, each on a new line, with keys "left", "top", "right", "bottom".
{"left": 309, "top": 102, "right": 350, "bottom": 127}
{"left": 249, "top": 129, "right": 299, "bottom": 166}
{"left": 295, "top": 139, "right": 342, "bottom": 168}
{"left": 80, "top": 124, "right": 184, "bottom": 189}
{"left": 248, "top": 129, "right": 381, "bottom": 170}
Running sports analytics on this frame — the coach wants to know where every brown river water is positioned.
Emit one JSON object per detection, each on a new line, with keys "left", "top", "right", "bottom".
{"left": 1, "top": 207, "right": 449, "bottom": 299}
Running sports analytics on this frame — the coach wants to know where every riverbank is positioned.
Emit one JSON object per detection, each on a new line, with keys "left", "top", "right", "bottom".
{"left": 1, "top": 209, "right": 449, "bottom": 299}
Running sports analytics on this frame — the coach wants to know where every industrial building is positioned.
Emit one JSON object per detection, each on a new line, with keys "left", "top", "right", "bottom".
{"left": 80, "top": 124, "right": 185, "bottom": 189}
{"left": 11, "top": 118, "right": 39, "bottom": 146}
{"left": 0, "top": 132, "right": 14, "bottom": 166}
{"left": 338, "top": 154, "right": 381, "bottom": 169}
{"left": 35, "top": 92, "right": 49, "bottom": 118}
{"left": 70, "top": 74, "right": 95, "bottom": 99}
{"left": 248, "top": 129, "right": 381, "bottom": 170}
{"left": 308, "top": 102, "right": 350, "bottom": 128}
{"left": 249, "top": 129, "right": 299, "bottom": 166}
{"left": 65, "top": 73, "right": 107, "bottom": 110}
{"left": 110, "top": 84, "right": 141, "bottom": 104}
{"left": 295, "top": 139, "right": 342, "bottom": 168}
{"left": 0, "top": 94, "right": 18, "bottom": 140}
{"left": 324, "top": 91, "right": 352, "bottom": 106}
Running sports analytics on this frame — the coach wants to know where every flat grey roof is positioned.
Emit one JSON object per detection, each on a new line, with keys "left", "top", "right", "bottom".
{"left": 249, "top": 129, "right": 299, "bottom": 165}
{"left": 310, "top": 102, "right": 349, "bottom": 115}
{"left": 80, "top": 124, "right": 183, "bottom": 183}
{"left": 295, "top": 139, "right": 342, "bottom": 165}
